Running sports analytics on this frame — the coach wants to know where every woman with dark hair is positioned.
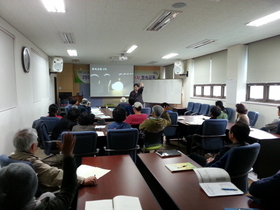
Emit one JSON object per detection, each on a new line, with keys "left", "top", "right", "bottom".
{"left": 47, "top": 104, "right": 62, "bottom": 118}
{"left": 107, "top": 106, "right": 131, "bottom": 130}
{"left": 235, "top": 103, "right": 250, "bottom": 126}
{"left": 72, "top": 112, "right": 95, "bottom": 131}
{"left": 215, "top": 101, "right": 228, "bottom": 119}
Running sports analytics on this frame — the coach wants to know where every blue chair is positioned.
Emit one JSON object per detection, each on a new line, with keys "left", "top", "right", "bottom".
{"left": 197, "top": 104, "right": 210, "bottom": 116}
{"left": 32, "top": 119, "right": 61, "bottom": 156}
{"left": 62, "top": 131, "right": 98, "bottom": 167}
{"left": 184, "top": 102, "right": 195, "bottom": 115}
{"left": 225, "top": 143, "right": 261, "bottom": 193}
{"left": 163, "top": 112, "right": 179, "bottom": 145}
{"left": 105, "top": 128, "right": 139, "bottom": 163}
{"left": 226, "top": 107, "right": 235, "bottom": 121}
{"left": 185, "top": 103, "right": 201, "bottom": 115}
{"left": 248, "top": 111, "right": 259, "bottom": 127}
{"left": 40, "top": 117, "right": 60, "bottom": 134}
{"left": 192, "top": 119, "right": 228, "bottom": 153}
{"left": 141, "top": 107, "right": 151, "bottom": 116}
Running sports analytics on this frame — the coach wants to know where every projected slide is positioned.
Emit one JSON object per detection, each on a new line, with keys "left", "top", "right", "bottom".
{"left": 90, "top": 65, "right": 134, "bottom": 97}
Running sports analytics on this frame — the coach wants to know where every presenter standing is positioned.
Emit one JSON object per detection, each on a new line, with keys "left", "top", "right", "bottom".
{"left": 129, "top": 83, "right": 144, "bottom": 105}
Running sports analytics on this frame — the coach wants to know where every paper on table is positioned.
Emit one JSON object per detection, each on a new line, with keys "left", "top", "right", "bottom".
{"left": 97, "top": 131, "right": 105, "bottom": 136}
{"left": 100, "top": 115, "right": 111, "bottom": 119}
{"left": 199, "top": 182, "right": 243, "bottom": 197}
{"left": 178, "top": 116, "right": 184, "bottom": 120}
{"left": 76, "top": 164, "right": 110, "bottom": 179}
{"left": 95, "top": 125, "right": 106, "bottom": 129}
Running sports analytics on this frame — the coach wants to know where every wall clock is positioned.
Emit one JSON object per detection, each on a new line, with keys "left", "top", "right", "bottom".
{"left": 22, "top": 47, "right": 30, "bottom": 73}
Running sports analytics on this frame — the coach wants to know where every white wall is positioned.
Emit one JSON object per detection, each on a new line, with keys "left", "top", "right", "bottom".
{"left": 0, "top": 17, "right": 55, "bottom": 155}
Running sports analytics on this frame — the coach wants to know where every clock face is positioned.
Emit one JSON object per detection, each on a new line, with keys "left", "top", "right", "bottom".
{"left": 22, "top": 47, "right": 30, "bottom": 73}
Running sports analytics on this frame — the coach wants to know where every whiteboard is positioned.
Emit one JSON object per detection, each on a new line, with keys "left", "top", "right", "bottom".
{"left": 142, "top": 79, "right": 182, "bottom": 104}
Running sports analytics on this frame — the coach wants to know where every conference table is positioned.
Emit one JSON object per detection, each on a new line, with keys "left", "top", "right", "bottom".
{"left": 137, "top": 153, "right": 264, "bottom": 210}
{"left": 177, "top": 115, "right": 280, "bottom": 178}
{"left": 77, "top": 155, "right": 161, "bottom": 210}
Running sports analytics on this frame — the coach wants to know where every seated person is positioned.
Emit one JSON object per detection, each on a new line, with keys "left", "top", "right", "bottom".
{"left": 65, "top": 98, "right": 78, "bottom": 115}
{"left": 9, "top": 128, "right": 96, "bottom": 190}
{"left": 160, "top": 102, "right": 173, "bottom": 113}
{"left": 118, "top": 97, "right": 129, "bottom": 109}
{"left": 47, "top": 104, "right": 62, "bottom": 119}
{"left": 215, "top": 100, "right": 228, "bottom": 119}
{"left": 249, "top": 170, "right": 280, "bottom": 209}
{"left": 72, "top": 112, "right": 96, "bottom": 131}
{"left": 185, "top": 106, "right": 221, "bottom": 154}
{"left": 124, "top": 102, "right": 148, "bottom": 126}
{"left": 51, "top": 108, "right": 80, "bottom": 140}
{"left": 107, "top": 106, "right": 131, "bottom": 130}
{"left": 235, "top": 103, "right": 250, "bottom": 126}
{"left": 139, "top": 105, "right": 171, "bottom": 133}
{"left": 189, "top": 122, "right": 250, "bottom": 168}
{"left": 124, "top": 97, "right": 135, "bottom": 116}
{"left": 260, "top": 105, "right": 280, "bottom": 133}
{"left": 79, "top": 98, "right": 91, "bottom": 113}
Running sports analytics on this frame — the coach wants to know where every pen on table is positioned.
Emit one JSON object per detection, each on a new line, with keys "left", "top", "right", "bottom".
{"left": 221, "top": 188, "right": 238, "bottom": 191}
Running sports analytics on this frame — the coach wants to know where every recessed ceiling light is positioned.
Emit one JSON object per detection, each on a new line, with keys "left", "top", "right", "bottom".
{"left": 42, "top": 0, "right": 65, "bottom": 13}
{"left": 246, "top": 10, "right": 280, "bottom": 27}
{"left": 162, "top": 53, "right": 178, "bottom": 59}
{"left": 126, "top": 45, "right": 138, "bottom": 53}
{"left": 67, "top": 50, "right": 77, "bottom": 56}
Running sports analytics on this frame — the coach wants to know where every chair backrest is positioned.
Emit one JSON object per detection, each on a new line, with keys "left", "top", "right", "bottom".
{"left": 62, "top": 131, "right": 98, "bottom": 167}
{"left": 106, "top": 128, "right": 139, "bottom": 162}
{"left": 199, "top": 104, "right": 210, "bottom": 116}
{"left": 141, "top": 107, "right": 151, "bottom": 116}
{"left": 0, "top": 154, "right": 33, "bottom": 168}
{"left": 275, "top": 121, "right": 280, "bottom": 135}
{"left": 224, "top": 143, "right": 261, "bottom": 193}
{"left": 40, "top": 117, "right": 61, "bottom": 133}
{"left": 186, "top": 102, "right": 195, "bottom": 111}
{"left": 192, "top": 103, "right": 201, "bottom": 114}
{"left": 201, "top": 119, "right": 228, "bottom": 150}
{"left": 248, "top": 111, "right": 259, "bottom": 127}
{"left": 32, "top": 119, "right": 53, "bottom": 155}
{"left": 163, "top": 112, "right": 178, "bottom": 137}
{"left": 208, "top": 105, "right": 215, "bottom": 116}
{"left": 226, "top": 107, "right": 235, "bottom": 121}
{"left": 143, "top": 131, "right": 163, "bottom": 150}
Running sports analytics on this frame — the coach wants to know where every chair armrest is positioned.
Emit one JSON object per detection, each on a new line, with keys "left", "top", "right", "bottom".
{"left": 230, "top": 168, "right": 253, "bottom": 179}
{"left": 104, "top": 145, "right": 140, "bottom": 152}
{"left": 193, "top": 134, "right": 226, "bottom": 138}
{"left": 184, "top": 111, "right": 192, "bottom": 115}
{"left": 191, "top": 112, "right": 199, "bottom": 116}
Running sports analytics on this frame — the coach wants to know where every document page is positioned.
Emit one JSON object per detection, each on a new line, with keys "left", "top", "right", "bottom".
{"left": 76, "top": 164, "right": 110, "bottom": 179}
{"left": 113, "top": 196, "right": 142, "bottom": 210}
{"left": 194, "top": 168, "right": 231, "bottom": 183}
{"left": 85, "top": 199, "right": 113, "bottom": 210}
{"left": 199, "top": 182, "right": 243, "bottom": 197}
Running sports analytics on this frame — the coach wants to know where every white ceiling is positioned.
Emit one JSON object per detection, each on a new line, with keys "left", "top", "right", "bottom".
{"left": 0, "top": 0, "right": 279, "bottom": 66}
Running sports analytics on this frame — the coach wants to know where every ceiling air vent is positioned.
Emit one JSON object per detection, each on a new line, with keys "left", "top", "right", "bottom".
{"left": 186, "top": 39, "right": 217, "bottom": 49}
{"left": 59, "top": 32, "right": 75, "bottom": 44}
{"left": 146, "top": 10, "right": 181, "bottom": 31}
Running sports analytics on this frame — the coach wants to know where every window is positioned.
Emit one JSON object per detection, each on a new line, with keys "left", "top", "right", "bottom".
{"left": 247, "top": 83, "right": 280, "bottom": 103}
{"left": 194, "top": 84, "right": 226, "bottom": 98}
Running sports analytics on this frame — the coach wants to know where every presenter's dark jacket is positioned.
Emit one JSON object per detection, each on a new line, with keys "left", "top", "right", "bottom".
{"left": 129, "top": 87, "right": 144, "bottom": 104}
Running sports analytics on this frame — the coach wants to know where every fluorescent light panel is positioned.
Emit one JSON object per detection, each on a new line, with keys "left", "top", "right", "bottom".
{"left": 42, "top": 0, "right": 65, "bottom": 13}
{"left": 146, "top": 10, "right": 181, "bottom": 31}
{"left": 162, "top": 53, "right": 178, "bottom": 59}
{"left": 246, "top": 10, "right": 280, "bottom": 27}
{"left": 67, "top": 50, "right": 77, "bottom": 56}
{"left": 126, "top": 45, "right": 138, "bottom": 53}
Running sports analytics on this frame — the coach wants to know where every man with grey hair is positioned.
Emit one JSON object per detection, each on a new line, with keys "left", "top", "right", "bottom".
{"left": 139, "top": 105, "right": 171, "bottom": 132}
{"left": 9, "top": 128, "right": 97, "bottom": 189}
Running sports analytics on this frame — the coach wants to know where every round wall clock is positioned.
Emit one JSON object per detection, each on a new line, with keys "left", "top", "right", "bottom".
{"left": 22, "top": 47, "right": 30, "bottom": 73}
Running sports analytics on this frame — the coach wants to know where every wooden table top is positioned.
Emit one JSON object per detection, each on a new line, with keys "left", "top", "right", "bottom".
{"left": 137, "top": 153, "right": 264, "bottom": 210}
{"left": 77, "top": 155, "right": 161, "bottom": 210}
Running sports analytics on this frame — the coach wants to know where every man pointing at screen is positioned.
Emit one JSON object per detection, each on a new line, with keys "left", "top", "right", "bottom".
{"left": 129, "top": 83, "right": 144, "bottom": 105}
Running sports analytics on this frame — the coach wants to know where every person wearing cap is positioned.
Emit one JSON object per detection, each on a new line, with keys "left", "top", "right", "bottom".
{"left": 235, "top": 103, "right": 250, "bottom": 126}
{"left": 9, "top": 128, "right": 97, "bottom": 190}
{"left": 139, "top": 105, "right": 171, "bottom": 133}
{"left": 129, "top": 83, "right": 144, "bottom": 104}
{"left": 79, "top": 98, "right": 91, "bottom": 113}
{"left": 118, "top": 97, "right": 129, "bottom": 110}
{"left": 215, "top": 101, "right": 228, "bottom": 119}
{"left": 124, "top": 102, "right": 148, "bottom": 125}
{"left": 107, "top": 106, "right": 132, "bottom": 130}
